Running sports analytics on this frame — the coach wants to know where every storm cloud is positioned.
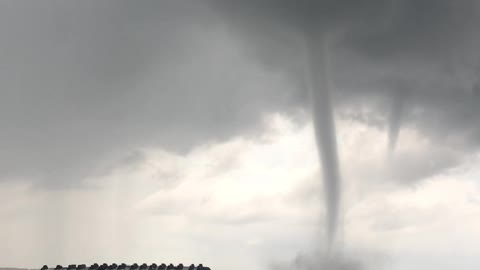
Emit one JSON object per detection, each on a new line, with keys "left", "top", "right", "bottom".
{"left": 0, "top": 0, "right": 478, "bottom": 187}
{"left": 1, "top": 1, "right": 480, "bottom": 269}
{"left": 211, "top": 0, "right": 480, "bottom": 179}
{"left": 0, "top": 0, "right": 303, "bottom": 187}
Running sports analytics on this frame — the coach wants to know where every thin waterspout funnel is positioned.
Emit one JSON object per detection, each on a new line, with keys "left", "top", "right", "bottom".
{"left": 388, "top": 87, "right": 406, "bottom": 153}
{"left": 304, "top": 30, "right": 342, "bottom": 252}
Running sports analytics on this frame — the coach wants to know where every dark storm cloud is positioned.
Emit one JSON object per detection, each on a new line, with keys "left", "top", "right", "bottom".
{"left": 0, "top": 0, "right": 301, "bottom": 186}
{"left": 215, "top": 0, "right": 480, "bottom": 93}
{"left": 211, "top": 0, "right": 480, "bottom": 175}
{"left": 1, "top": 0, "right": 480, "bottom": 189}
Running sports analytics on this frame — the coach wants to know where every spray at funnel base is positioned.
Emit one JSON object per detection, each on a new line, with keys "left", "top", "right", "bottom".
{"left": 305, "top": 31, "right": 342, "bottom": 252}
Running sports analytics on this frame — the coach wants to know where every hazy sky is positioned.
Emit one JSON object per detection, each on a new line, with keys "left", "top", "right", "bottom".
{"left": 1, "top": 1, "right": 480, "bottom": 270}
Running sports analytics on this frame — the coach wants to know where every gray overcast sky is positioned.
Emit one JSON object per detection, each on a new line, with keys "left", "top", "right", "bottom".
{"left": 1, "top": 1, "right": 480, "bottom": 270}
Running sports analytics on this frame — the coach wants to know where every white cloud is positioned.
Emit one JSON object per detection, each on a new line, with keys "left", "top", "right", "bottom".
{"left": 1, "top": 113, "right": 479, "bottom": 270}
